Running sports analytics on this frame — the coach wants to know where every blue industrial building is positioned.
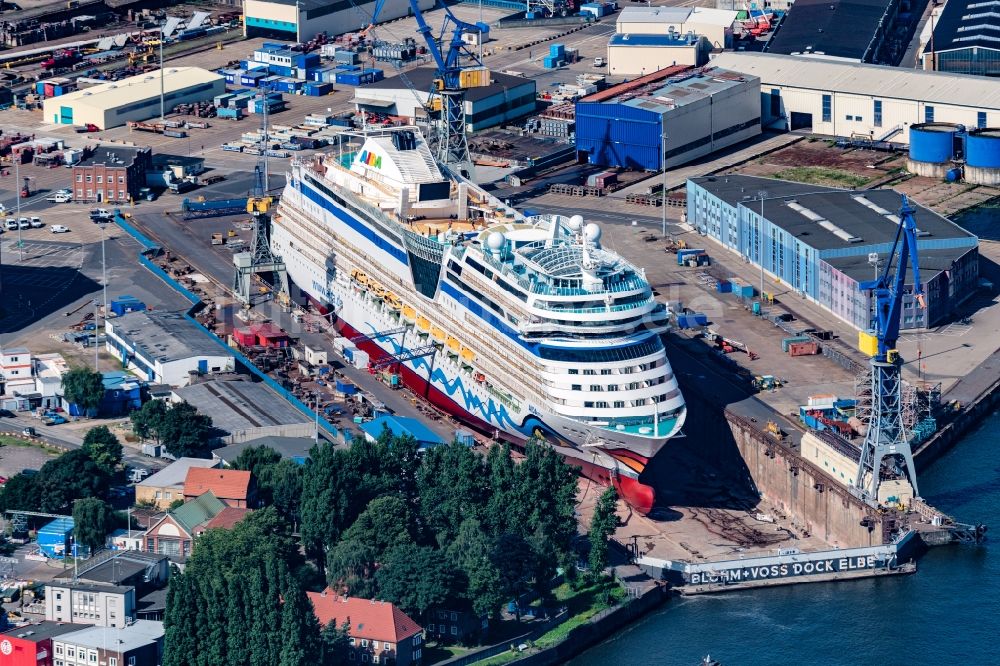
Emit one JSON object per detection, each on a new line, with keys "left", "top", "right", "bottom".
{"left": 686, "top": 175, "right": 979, "bottom": 330}
{"left": 360, "top": 414, "right": 444, "bottom": 450}
{"left": 575, "top": 66, "right": 760, "bottom": 171}
{"left": 37, "top": 517, "right": 75, "bottom": 558}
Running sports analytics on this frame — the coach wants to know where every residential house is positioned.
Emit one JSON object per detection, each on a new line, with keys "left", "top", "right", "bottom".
{"left": 307, "top": 588, "right": 423, "bottom": 666}
{"left": 143, "top": 491, "right": 247, "bottom": 558}
{"left": 183, "top": 468, "right": 255, "bottom": 508}
{"left": 424, "top": 606, "right": 488, "bottom": 645}
{"left": 44, "top": 583, "right": 135, "bottom": 628}
{"left": 135, "top": 457, "right": 219, "bottom": 510}
{"left": 51, "top": 620, "right": 163, "bottom": 666}
{"left": 0, "top": 621, "right": 86, "bottom": 666}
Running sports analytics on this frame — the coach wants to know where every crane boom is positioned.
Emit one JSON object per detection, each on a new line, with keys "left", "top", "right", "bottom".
{"left": 855, "top": 194, "right": 925, "bottom": 503}
{"left": 858, "top": 195, "right": 925, "bottom": 358}
{"left": 362, "top": 0, "right": 488, "bottom": 175}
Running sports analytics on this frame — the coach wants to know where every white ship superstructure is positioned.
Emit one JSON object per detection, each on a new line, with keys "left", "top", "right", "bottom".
{"left": 270, "top": 126, "right": 686, "bottom": 511}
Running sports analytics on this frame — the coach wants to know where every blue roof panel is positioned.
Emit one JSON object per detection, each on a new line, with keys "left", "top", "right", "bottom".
{"left": 360, "top": 415, "right": 444, "bottom": 447}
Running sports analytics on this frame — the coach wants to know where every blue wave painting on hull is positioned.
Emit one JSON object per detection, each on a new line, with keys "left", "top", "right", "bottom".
{"left": 364, "top": 323, "right": 528, "bottom": 433}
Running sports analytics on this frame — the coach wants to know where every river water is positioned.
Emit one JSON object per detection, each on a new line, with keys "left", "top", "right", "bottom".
{"left": 572, "top": 410, "right": 999, "bottom": 666}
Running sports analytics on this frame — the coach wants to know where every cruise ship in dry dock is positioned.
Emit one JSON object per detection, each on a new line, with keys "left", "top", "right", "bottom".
{"left": 270, "top": 126, "right": 686, "bottom": 513}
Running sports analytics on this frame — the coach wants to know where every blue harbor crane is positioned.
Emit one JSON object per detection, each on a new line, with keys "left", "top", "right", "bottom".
{"left": 855, "top": 195, "right": 925, "bottom": 502}
{"left": 362, "top": 0, "right": 489, "bottom": 176}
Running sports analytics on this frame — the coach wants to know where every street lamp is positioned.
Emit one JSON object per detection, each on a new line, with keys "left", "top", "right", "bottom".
{"left": 15, "top": 158, "right": 24, "bottom": 261}
{"left": 661, "top": 128, "right": 668, "bottom": 237}
{"left": 159, "top": 18, "right": 166, "bottom": 120}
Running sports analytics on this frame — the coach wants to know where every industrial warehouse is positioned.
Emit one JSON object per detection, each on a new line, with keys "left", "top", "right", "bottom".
{"left": 920, "top": 0, "right": 1000, "bottom": 77}
{"left": 764, "top": 0, "right": 915, "bottom": 64}
{"left": 243, "top": 0, "right": 434, "bottom": 42}
{"left": 710, "top": 52, "right": 1000, "bottom": 139}
{"left": 353, "top": 67, "right": 537, "bottom": 132}
{"left": 575, "top": 66, "right": 760, "bottom": 171}
{"left": 607, "top": 6, "right": 737, "bottom": 75}
{"left": 42, "top": 67, "right": 226, "bottom": 130}
{"left": 686, "top": 175, "right": 980, "bottom": 330}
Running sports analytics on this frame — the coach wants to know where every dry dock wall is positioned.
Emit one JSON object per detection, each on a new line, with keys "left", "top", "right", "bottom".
{"left": 726, "top": 410, "right": 884, "bottom": 548}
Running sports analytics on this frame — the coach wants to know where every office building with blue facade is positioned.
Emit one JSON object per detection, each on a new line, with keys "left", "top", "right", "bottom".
{"left": 686, "top": 175, "right": 979, "bottom": 330}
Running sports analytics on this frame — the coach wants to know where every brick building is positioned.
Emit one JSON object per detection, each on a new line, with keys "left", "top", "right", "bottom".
{"left": 144, "top": 491, "right": 248, "bottom": 558}
{"left": 0, "top": 622, "right": 84, "bottom": 666}
{"left": 71, "top": 146, "right": 152, "bottom": 204}
{"left": 183, "top": 468, "right": 256, "bottom": 508}
{"left": 307, "top": 589, "right": 423, "bottom": 666}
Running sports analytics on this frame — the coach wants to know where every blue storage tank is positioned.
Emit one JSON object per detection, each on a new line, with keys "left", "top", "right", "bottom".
{"left": 965, "top": 128, "right": 1000, "bottom": 185}
{"left": 907, "top": 123, "right": 960, "bottom": 177}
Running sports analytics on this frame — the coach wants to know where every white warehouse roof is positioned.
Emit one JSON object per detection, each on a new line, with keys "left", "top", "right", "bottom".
{"left": 617, "top": 6, "right": 738, "bottom": 26}
{"left": 710, "top": 52, "right": 1000, "bottom": 109}
{"left": 52, "top": 67, "right": 223, "bottom": 112}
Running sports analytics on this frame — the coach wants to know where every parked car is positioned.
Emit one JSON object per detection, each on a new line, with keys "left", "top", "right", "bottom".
{"left": 90, "top": 208, "right": 113, "bottom": 221}
{"left": 21, "top": 427, "right": 37, "bottom": 437}
{"left": 46, "top": 192, "right": 72, "bottom": 203}
{"left": 30, "top": 216, "right": 42, "bottom": 228}
{"left": 4, "top": 218, "right": 16, "bottom": 230}
{"left": 50, "top": 224, "right": 69, "bottom": 233}
{"left": 17, "top": 217, "right": 29, "bottom": 230}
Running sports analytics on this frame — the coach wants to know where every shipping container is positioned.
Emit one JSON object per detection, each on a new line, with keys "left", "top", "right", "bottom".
{"left": 789, "top": 341, "right": 821, "bottom": 356}
{"left": 304, "top": 81, "right": 334, "bottom": 96}
{"left": 716, "top": 280, "right": 732, "bottom": 293}
{"left": 782, "top": 336, "right": 812, "bottom": 353}
{"left": 335, "top": 378, "right": 357, "bottom": 395}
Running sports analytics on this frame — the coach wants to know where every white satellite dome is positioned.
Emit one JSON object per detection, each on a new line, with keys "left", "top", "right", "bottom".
{"left": 584, "top": 222, "right": 602, "bottom": 244}
{"left": 567, "top": 215, "right": 584, "bottom": 231}
{"left": 486, "top": 231, "right": 506, "bottom": 251}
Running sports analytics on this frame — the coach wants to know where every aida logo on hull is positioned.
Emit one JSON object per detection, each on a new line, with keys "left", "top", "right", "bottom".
{"left": 357, "top": 150, "right": 382, "bottom": 169}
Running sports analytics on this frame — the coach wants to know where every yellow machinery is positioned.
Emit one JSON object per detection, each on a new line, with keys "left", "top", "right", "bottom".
{"left": 765, "top": 421, "right": 783, "bottom": 439}
{"left": 247, "top": 196, "right": 273, "bottom": 214}
{"left": 858, "top": 330, "right": 879, "bottom": 357}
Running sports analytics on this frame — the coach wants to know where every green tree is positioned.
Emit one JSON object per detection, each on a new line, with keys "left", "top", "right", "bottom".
{"left": 278, "top": 583, "right": 320, "bottom": 666}
{"left": 588, "top": 488, "right": 618, "bottom": 578}
{"left": 72, "top": 497, "right": 113, "bottom": 552}
{"left": 319, "top": 621, "right": 352, "bottom": 666}
{"left": 267, "top": 460, "right": 304, "bottom": 524}
{"left": 61, "top": 366, "right": 105, "bottom": 415}
{"left": 0, "top": 472, "right": 40, "bottom": 513}
{"left": 377, "top": 543, "right": 462, "bottom": 619}
{"left": 130, "top": 399, "right": 168, "bottom": 443}
{"left": 300, "top": 442, "right": 355, "bottom": 571}
{"left": 417, "top": 442, "right": 488, "bottom": 546}
{"left": 35, "top": 450, "right": 110, "bottom": 512}
{"left": 231, "top": 446, "right": 281, "bottom": 477}
{"left": 159, "top": 401, "right": 214, "bottom": 457}
{"left": 326, "top": 495, "right": 414, "bottom": 597}
{"left": 515, "top": 441, "right": 579, "bottom": 558}
{"left": 448, "top": 519, "right": 504, "bottom": 619}
{"left": 81, "top": 426, "right": 123, "bottom": 473}
{"left": 484, "top": 442, "right": 518, "bottom": 537}
{"left": 491, "top": 532, "right": 537, "bottom": 622}
{"left": 232, "top": 447, "right": 303, "bottom": 523}
{"left": 163, "top": 509, "right": 317, "bottom": 666}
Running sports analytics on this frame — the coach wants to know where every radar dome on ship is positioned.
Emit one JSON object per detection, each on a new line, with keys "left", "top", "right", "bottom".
{"left": 567, "top": 215, "right": 584, "bottom": 231}
{"left": 584, "top": 222, "right": 602, "bottom": 244}
{"left": 486, "top": 231, "right": 506, "bottom": 251}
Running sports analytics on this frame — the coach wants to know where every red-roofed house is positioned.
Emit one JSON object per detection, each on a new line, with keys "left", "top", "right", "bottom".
{"left": 183, "top": 468, "right": 256, "bottom": 508}
{"left": 307, "top": 588, "right": 423, "bottom": 666}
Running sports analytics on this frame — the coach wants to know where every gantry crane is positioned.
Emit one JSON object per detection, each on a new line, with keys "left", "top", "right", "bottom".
{"left": 363, "top": 0, "right": 489, "bottom": 177}
{"left": 855, "top": 195, "right": 925, "bottom": 503}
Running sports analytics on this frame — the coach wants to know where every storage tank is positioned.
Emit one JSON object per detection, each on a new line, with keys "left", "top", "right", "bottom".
{"left": 907, "top": 123, "right": 961, "bottom": 177}
{"left": 964, "top": 128, "right": 1000, "bottom": 186}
